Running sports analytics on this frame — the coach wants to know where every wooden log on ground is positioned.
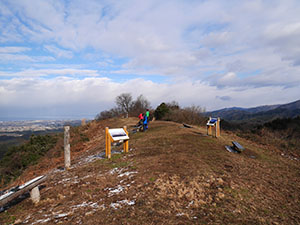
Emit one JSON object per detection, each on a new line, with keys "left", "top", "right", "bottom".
{"left": 0, "top": 175, "right": 47, "bottom": 208}
{"left": 183, "top": 123, "right": 193, "bottom": 128}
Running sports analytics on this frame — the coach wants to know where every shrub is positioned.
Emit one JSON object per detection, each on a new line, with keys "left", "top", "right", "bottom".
{"left": 0, "top": 134, "right": 57, "bottom": 187}
{"left": 165, "top": 106, "right": 206, "bottom": 125}
{"left": 154, "top": 102, "right": 206, "bottom": 125}
{"left": 154, "top": 103, "right": 170, "bottom": 120}
{"left": 95, "top": 107, "right": 121, "bottom": 121}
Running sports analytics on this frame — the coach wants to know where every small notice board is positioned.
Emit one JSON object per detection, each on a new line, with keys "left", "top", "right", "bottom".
{"left": 206, "top": 117, "right": 221, "bottom": 137}
{"left": 108, "top": 128, "right": 129, "bottom": 141}
{"left": 105, "top": 126, "right": 129, "bottom": 159}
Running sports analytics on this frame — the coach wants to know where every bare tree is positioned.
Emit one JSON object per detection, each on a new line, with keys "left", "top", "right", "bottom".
{"left": 115, "top": 93, "right": 133, "bottom": 118}
{"left": 131, "top": 94, "right": 151, "bottom": 116}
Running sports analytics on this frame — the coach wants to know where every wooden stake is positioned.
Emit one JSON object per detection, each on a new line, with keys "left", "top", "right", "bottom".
{"left": 64, "top": 126, "right": 71, "bottom": 169}
{"left": 216, "top": 117, "right": 221, "bottom": 137}
{"left": 123, "top": 126, "right": 129, "bottom": 153}
{"left": 105, "top": 127, "right": 111, "bottom": 159}
{"left": 207, "top": 117, "right": 212, "bottom": 136}
{"left": 81, "top": 118, "right": 86, "bottom": 126}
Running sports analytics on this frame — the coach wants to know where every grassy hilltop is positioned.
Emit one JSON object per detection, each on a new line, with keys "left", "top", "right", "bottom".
{"left": 0, "top": 117, "right": 299, "bottom": 224}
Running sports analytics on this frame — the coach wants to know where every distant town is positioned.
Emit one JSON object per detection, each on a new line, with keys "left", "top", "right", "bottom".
{"left": 0, "top": 120, "right": 83, "bottom": 136}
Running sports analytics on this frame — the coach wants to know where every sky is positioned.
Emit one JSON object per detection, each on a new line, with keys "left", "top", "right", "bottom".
{"left": 0, "top": 0, "right": 300, "bottom": 120}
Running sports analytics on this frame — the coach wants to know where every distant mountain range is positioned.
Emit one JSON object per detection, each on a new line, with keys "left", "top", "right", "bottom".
{"left": 207, "top": 99, "right": 300, "bottom": 123}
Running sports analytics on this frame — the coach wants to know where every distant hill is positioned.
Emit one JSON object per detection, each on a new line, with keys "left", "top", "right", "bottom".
{"left": 207, "top": 99, "right": 300, "bottom": 122}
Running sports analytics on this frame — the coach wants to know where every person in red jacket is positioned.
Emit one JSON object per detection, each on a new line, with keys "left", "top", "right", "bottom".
{"left": 137, "top": 113, "right": 144, "bottom": 127}
{"left": 138, "top": 113, "right": 143, "bottom": 120}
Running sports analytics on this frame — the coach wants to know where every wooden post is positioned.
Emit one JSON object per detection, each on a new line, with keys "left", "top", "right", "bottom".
{"left": 207, "top": 117, "right": 212, "bottom": 136}
{"left": 208, "top": 126, "right": 212, "bottom": 136}
{"left": 105, "top": 127, "right": 111, "bottom": 159}
{"left": 123, "top": 126, "right": 129, "bottom": 153}
{"left": 64, "top": 126, "right": 71, "bottom": 169}
{"left": 105, "top": 127, "right": 108, "bottom": 158}
{"left": 216, "top": 117, "right": 221, "bottom": 137}
{"left": 30, "top": 186, "right": 40, "bottom": 204}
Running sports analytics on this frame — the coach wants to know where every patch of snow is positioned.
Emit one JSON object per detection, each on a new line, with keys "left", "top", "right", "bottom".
{"left": 110, "top": 199, "right": 135, "bottom": 209}
{"left": 107, "top": 185, "right": 124, "bottom": 197}
{"left": 110, "top": 202, "right": 121, "bottom": 209}
{"left": 118, "top": 199, "right": 135, "bottom": 206}
{"left": 90, "top": 202, "right": 99, "bottom": 208}
{"left": 83, "top": 155, "right": 98, "bottom": 163}
{"left": 72, "top": 202, "right": 90, "bottom": 208}
{"left": 57, "top": 178, "right": 71, "bottom": 184}
{"left": 31, "top": 218, "right": 51, "bottom": 224}
{"left": 118, "top": 171, "right": 137, "bottom": 178}
{"left": 109, "top": 168, "right": 120, "bottom": 175}
{"left": 54, "top": 213, "right": 69, "bottom": 218}
{"left": 71, "top": 201, "right": 99, "bottom": 209}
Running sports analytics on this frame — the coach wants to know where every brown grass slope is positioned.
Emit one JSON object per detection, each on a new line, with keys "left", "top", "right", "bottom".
{"left": 0, "top": 118, "right": 299, "bottom": 224}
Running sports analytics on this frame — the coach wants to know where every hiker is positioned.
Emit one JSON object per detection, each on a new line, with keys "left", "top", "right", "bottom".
{"left": 146, "top": 109, "right": 150, "bottom": 124}
{"left": 143, "top": 113, "right": 148, "bottom": 131}
{"left": 138, "top": 113, "right": 144, "bottom": 126}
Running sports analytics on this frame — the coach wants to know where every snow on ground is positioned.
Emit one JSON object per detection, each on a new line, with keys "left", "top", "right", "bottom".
{"left": 110, "top": 199, "right": 135, "bottom": 209}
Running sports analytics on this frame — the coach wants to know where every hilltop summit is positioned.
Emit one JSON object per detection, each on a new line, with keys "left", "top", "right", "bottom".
{"left": 0, "top": 118, "right": 299, "bottom": 224}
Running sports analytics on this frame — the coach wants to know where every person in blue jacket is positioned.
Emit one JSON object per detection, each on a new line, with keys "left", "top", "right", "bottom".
{"left": 143, "top": 113, "right": 148, "bottom": 131}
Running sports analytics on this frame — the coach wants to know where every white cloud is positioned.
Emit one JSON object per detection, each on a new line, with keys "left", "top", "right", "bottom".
{"left": 0, "top": 53, "right": 55, "bottom": 63}
{"left": 0, "top": 68, "right": 99, "bottom": 77}
{"left": 0, "top": 77, "right": 299, "bottom": 119}
{"left": 44, "top": 45, "right": 74, "bottom": 59}
{"left": 0, "top": 46, "right": 31, "bottom": 53}
{"left": 0, "top": 0, "right": 300, "bottom": 118}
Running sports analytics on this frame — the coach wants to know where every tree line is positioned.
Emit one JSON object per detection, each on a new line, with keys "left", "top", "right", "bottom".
{"left": 96, "top": 93, "right": 151, "bottom": 120}
{"left": 96, "top": 93, "right": 207, "bottom": 126}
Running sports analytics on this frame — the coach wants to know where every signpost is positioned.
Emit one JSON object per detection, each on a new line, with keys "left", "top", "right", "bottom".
{"left": 206, "top": 117, "right": 221, "bottom": 138}
{"left": 64, "top": 126, "right": 71, "bottom": 169}
{"left": 105, "top": 126, "right": 129, "bottom": 159}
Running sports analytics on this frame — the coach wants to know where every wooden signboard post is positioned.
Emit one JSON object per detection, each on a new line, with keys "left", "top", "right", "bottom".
{"left": 206, "top": 117, "right": 221, "bottom": 138}
{"left": 105, "top": 126, "right": 129, "bottom": 159}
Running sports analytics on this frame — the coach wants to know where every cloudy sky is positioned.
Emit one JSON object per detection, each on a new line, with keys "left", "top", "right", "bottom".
{"left": 0, "top": 0, "right": 300, "bottom": 120}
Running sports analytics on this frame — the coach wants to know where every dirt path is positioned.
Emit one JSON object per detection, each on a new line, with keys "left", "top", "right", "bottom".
{"left": 0, "top": 119, "right": 299, "bottom": 224}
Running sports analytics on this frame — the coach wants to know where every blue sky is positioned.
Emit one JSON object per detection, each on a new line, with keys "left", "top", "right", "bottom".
{"left": 1, "top": 0, "right": 300, "bottom": 120}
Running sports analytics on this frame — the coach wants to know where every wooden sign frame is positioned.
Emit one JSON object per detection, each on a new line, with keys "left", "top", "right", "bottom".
{"left": 105, "top": 126, "right": 129, "bottom": 159}
{"left": 206, "top": 117, "right": 221, "bottom": 138}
